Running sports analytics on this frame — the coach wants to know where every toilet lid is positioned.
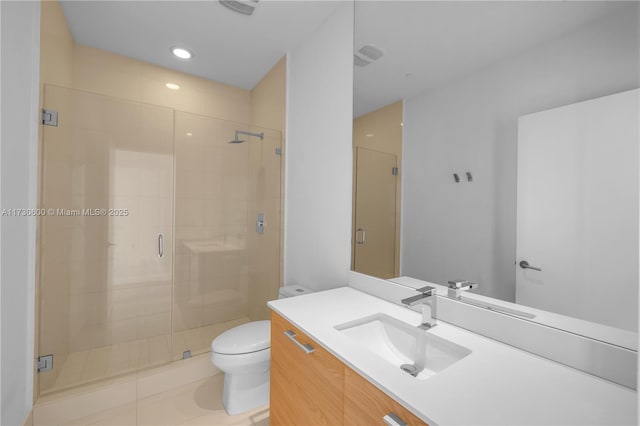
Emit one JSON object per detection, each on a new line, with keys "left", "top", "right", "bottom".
{"left": 211, "top": 320, "right": 271, "bottom": 354}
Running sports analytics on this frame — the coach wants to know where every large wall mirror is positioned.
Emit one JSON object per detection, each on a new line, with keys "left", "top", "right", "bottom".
{"left": 352, "top": 1, "right": 639, "bottom": 347}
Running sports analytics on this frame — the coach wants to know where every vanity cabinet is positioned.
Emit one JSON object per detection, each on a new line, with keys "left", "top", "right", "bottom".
{"left": 270, "top": 312, "right": 428, "bottom": 426}
{"left": 344, "top": 367, "right": 427, "bottom": 426}
{"left": 270, "top": 312, "right": 344, "bottom": 425}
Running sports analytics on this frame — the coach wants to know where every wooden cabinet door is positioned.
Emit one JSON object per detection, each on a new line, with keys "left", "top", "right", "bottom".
{"left": 270, "top": 312, "right": 344, "bottom": 425}
{"left": 344, "top": 367, "right": 428, "bottom": 426}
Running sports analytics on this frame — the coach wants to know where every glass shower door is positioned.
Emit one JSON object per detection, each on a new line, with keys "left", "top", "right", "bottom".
{"left": 38, "top": 85, "right": 174, "bottom": 394}
{"left": 172, "top": 112, "right": 282, "bottom": 360}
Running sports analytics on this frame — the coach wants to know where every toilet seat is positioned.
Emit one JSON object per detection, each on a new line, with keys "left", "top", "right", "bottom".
{"left": 211, "top": 320, "right": 270, "bottom": 355}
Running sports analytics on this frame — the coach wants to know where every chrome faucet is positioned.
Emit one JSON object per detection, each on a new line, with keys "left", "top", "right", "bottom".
{"left": 401, "top": 286, "right": 437, "bottom": 330}
{"left": 447, "top": 280, "right": 478, "bottom": 299}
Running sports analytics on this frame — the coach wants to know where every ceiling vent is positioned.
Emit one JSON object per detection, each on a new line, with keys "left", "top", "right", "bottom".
{"left": 354, "top": 54, "right": 371, "bottom": 67}
{"left": 354, "top": 44, "right": 385, "bottom": 67}
{"left": 358, "top": 45, "right": 384, "bottom": 61}
{"left": 219, "top": 0, "right": 259, "bottom": 16}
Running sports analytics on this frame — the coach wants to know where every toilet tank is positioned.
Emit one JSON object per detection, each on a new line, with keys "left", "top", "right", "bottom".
{"left": 278, "top": 285, "right": 314, "bottom": 299}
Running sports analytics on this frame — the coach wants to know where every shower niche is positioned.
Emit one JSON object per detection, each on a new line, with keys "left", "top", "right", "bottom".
{"left": 38, "top": 85, "right": 282, "bottom": 395}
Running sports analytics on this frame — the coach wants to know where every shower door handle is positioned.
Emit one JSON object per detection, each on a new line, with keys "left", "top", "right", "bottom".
{"left": 158, "top": 233, "right": 164, "bottom": 258}
{"left": 356, "top": 227, "right": 366, "bottom": 245}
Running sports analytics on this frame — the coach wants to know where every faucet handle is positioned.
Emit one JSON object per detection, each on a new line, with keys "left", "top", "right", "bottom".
{"left": 447, "top": 280, "right": 478, "bottom": 299}
{"left": 415, "top": 285, "right": 436, "bottom": 295}
{"left": 447, "top": 280, "right": 477, "bottom": 290}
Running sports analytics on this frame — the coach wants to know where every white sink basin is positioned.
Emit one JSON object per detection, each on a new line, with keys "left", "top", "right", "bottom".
{"left": 335, "top": 314, "right": 471, "bottom": 379}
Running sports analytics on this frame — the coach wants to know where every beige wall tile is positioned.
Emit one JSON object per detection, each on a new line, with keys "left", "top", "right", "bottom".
{"left": 105, "top": 342, "right": 131, "bottom": 376}
{"left": 137, "top": 312, "right": 171, "bottom": 340}
{"left": 250, "top": 56, "right": 286, "bottom": 132}
{"left": 81, "top": 347, "right": 110, "bottom": 382}
{"left": 128, "top": 338, "right": 150, "bottom": 369}
{"left": 176, "top": 170, "right": 208, "bottom": 199}
{"left": 72, "top": 45, "right": 250, "bottom": 124}
{"left": 247, "top": 57, "right": 285, "bottom": 321}
{"left": 175, "top": 198, "right": 205, "bottom": 228}
{"left": 109, "top": 318, "right": 138, "bottom": 345}
{"left": 40, "top": 1, "right": 73, "bottom": 87}
{"left": 148, "top": 335, "right": 172, "bottom": 366}
{"left": 172, "top": 304, "right": 202, "bottom": 333}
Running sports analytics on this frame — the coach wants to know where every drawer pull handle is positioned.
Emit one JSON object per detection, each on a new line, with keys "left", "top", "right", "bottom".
{"left": 383, "top": 413, "right": 408, "bottom": 426}
{"left": 284, "top": 330, "right": 315, "bottom": 354}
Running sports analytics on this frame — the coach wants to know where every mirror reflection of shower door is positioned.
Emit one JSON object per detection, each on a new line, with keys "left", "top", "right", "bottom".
{"left": 353, "top": 147, "right": 397, "bottom": 279}
{"left": 38, "top": 85, "right": 174, "bottom": 394}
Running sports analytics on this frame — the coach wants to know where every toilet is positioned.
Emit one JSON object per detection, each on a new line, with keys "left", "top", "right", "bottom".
{"left": 210, "top": 285, "right": 314, "bottom": 415}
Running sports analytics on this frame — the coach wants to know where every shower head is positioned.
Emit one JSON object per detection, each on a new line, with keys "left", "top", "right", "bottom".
{"left": 229, "top": 132, "right": 245, "bottom": 143}
{"left": 228, "top": 130, "right": 263, "bottom": 144}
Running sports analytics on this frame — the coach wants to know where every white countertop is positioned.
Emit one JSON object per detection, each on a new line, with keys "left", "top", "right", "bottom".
{"left": 268, "top": 287, "right": 637, "bottom": 425}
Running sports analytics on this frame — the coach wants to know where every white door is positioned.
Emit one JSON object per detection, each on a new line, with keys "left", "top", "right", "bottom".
{"left": 516, "top": 89, "right": 638, "bottom": 331}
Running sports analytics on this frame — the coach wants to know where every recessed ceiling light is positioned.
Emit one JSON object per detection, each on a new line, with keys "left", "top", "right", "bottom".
{"left": 186, "top": 132, "right": 193, "bottom": 136}
{"left": 400, "top": 122, "right": 404, "bottom": 126}
{"left": 366, "top": 134, "right": 374, "bottom": 137}
{"left": 166, "top": 83, "right": 180, "bottom": 90}
{"left": 171, "top": 47, "right": 193, "bottom": 60}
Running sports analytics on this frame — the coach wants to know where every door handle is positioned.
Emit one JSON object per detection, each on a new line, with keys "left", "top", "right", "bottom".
{"left": 356, "top": 227, "right": 366, "bottom": 245}
{"left": 519, "top": 260, "right": 541, "bottom": 271}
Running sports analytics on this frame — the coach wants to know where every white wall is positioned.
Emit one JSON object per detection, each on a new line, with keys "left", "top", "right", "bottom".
{"left": 284, "top": 3, "right": 354, "bottom": 291}
{"left": 0, "top": 1, "right": 40, "bottom": 424}
{"left": 402, "top": 9, "right": 639, "bottom": 302}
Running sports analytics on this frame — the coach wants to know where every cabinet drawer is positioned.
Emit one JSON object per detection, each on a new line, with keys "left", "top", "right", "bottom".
{"left": 270, "top": 312, "right": 344, "bottom": 425}
{"left": 344, "top": 367, "right": 428, "bottom": 426}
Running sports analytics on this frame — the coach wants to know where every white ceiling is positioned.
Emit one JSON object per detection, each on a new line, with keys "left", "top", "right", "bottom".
{"left": 61, "top": 0, "right": 342, "bottom": 90}
{"left": 354, "top": 1, "right": 637, "bottom": 117}
{"left": 60, "top": 1, "right": 637, "bottom": 114}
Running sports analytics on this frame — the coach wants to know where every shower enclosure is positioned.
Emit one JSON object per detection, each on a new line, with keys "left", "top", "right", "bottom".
{"left": 37, "top": 85, "right": 282, "bottom": 395}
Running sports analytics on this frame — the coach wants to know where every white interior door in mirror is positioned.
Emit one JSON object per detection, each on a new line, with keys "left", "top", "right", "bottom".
{"left": 516, "top": 89, "right": 639, "bottom": 331}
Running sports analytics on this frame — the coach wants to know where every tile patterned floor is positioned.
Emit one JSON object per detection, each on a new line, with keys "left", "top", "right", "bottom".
{"left": 62, "top": 374, "right": 269, "bottom": 426}
{"left": 46, "top": 318, "right": 250, "bottom": 395}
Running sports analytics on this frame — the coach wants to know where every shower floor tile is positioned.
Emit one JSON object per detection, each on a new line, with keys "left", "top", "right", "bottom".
{"left": 47, "top": 318, "right": 250, "bottom": 395}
